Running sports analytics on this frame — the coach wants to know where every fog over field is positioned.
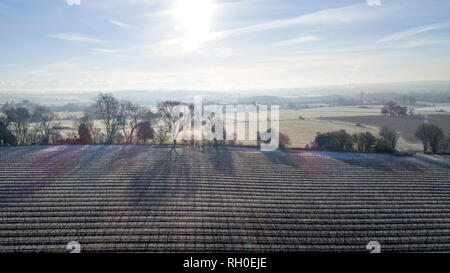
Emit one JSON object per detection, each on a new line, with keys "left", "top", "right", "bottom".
{"left": 2, "top": 80, "right": 450, "bottom": 105}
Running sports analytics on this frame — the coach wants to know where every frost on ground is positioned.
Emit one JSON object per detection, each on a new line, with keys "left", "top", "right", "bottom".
{"left": 0, "top": 146, "right": 449, "bottom": 253}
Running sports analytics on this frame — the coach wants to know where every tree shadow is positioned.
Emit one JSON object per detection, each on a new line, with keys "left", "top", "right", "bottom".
{"left": 72, "top": 145, "right": 117, "bottom": 169}
{"left": 0, "top": 146, "right": 45, "bottom": 163}
{"left": 0, "top": 145, "right": 88, "bottom": 208}
{"left": 0, "top": 145, "right": 152, "bottom": 209}
{"left": 261, "top": 150, "right": 299, "bottom": 168}
{"left": 413, "top": 154, "right": 450, "bottom": 169}
{"left": 127, "top": 147, "right": 194, "bottom": 206}
{"left": 318, "top": 151, "right": 428, "bottom": 173}
{"left": 204, "top": 147, "right": 236, "bottom": 175}
{"left": 108, "top": 145, "right": 151, "bottom": 167}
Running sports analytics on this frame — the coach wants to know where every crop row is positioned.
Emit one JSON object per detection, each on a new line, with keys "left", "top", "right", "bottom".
{"left": 0, "top": 146, "right": 448, "bottom": 252}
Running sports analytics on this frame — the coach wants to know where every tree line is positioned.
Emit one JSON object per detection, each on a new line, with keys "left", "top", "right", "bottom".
{"left": 0, "top": 94, "right": 256, "bottom": 148}
{"left": 0, "top": 93, "right": 160, "bottom": 146}
{"left": 381, "top": 101, "right": 410, "bottom": 116}
{"left": 314, "top": 124, "right": 449, "bottom": 154}
{"left": 1, "top": 93, "right": 448, "bottom": 154}
{"left": 0, "top": 105, "right": 59, "bottom": 146}
{"left": 414, "top": 123, "right": 449, "bottom": 154}
{"left": 314, "top": 127, "right": 399, "bottom": 153}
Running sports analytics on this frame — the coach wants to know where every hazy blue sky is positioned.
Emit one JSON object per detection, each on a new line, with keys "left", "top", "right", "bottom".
{"left": 1, "top": 0, "right": 450, "bottom": 92}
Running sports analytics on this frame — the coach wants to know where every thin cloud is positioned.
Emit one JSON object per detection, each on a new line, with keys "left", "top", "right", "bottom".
{"left": 148, "top": 3, "right": 390, "bottom": 53}
{"left": 110, "top": 20, "right": 132, "bottom": 28}
{"left": 378, "top": 22, "right": 450, "bottom": 43}
{"left": 92, "top": 48, "right": 122, "bottom": 54}
{"left": 25, "top": 70, "right": 53, "bottom": 76}
{"left": 135, "top": 10, "right": 172, "bottom": 18}
{"left": 66, "top": 0, "right": 81, "bottom": 6}
{"left": 391, "top": 38, "right": 450, "bottom": 49}
{"left": 366, "top": 0, "right": 381, "bottom": 6}
{"left": 273, "top": 36, "right": 319, "bottom": 46}
{"left": 49, "top": 33, "right": 106, "bottom": 43}
{"left": 208, "top": 3, "right": 389, "bottom": 42}
{"left": 92, "top": 49, "right": 140, "bottom": 59}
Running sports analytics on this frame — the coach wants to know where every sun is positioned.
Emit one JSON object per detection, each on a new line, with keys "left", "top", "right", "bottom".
{"left": 173, "top": 0, "right": 215, "bottom": 53}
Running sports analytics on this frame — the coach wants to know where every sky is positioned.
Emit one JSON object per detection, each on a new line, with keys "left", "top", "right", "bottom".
{"left": 0, "top": 0, "right": 450, "bottom": 92}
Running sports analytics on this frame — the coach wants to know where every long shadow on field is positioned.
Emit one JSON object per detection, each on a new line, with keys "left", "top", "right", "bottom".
{"left": 0, "top": 146, "right": 46, "bottom": 163}
{"left": 262, "top": 150, "right": 299, "bottom": 168}
{"left": 69, "top": 145, "right": 151, "bottom": 175}
{"left": 204, "top": 147, "right": 236, "bottom": 176}
{"left": 323, "top": 151, "right": 427, "bottom": 173}
{"left": 413, "top": 154, "right": 450, "bottom": 169}
{"left": 0, "top": 145, "right": 87, "bottom": 208}
{"left": 109, "top": 147, "right": 196, "bottom": 251}
{"left": 127, "top": 147, "right": 194, "bottom": 206}
{"left": 0, "top": 145, "right": 151, "bottom": 208}
{"left": 71, "top": 145, "right": 117, "bottom": 169}
{"left": 105, "top": 145, "right": 151, "bottom": 170}
{"left": 67, "top": 145, "right": 153, "bottom": 190}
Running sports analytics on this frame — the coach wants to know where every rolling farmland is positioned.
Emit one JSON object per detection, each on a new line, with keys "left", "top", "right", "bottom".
{"left": 279, "top": 119, "right": 379, "bottom": 148}
{"left": 0, "top": 145, "right": 449, "bottom": 253}
{"left": 323, "top": 114, "right": 450, "bottom": 143}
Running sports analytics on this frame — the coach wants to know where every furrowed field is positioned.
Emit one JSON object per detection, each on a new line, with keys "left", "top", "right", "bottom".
{"left": 0, "top": 145, "right": 449, "bottom": 252}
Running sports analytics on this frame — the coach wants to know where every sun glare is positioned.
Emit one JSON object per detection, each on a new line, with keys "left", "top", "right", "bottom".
{"left": 173, "top": 0, "right": 215, "bottom": 53}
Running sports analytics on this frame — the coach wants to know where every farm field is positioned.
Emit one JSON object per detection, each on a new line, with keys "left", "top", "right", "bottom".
{"left": 51, "top": 106, "right": 449, "bottom": 150}
{"left": 206, "top": 107, "right": 450, "bottom": 149}
{"left": 414, "top": 102, "right": 450, "bottom": 113}
{"left": 54, "top": 109, "right": 382, "bottom": 148}
{"left": 280, "top": 106, "right": 383, "bottom": 120}
{"left": 55, "top": 111, "right": 84, "bottom": 120}
{"left": 322, "top": 114, "right": 450, "bottom": 143}
{"left": 279, "top": 119, "right": 379, "bottom": 148}
{"left": 0, "top": 145, "right": 449, "bottom": 253}
{"left": 279, "top": 104, "right": 450, "bottom": 120}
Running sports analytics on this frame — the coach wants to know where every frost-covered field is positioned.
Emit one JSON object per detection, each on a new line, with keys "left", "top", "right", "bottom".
{"left": 0, "top": 146, "right": 449, "bottom": 252}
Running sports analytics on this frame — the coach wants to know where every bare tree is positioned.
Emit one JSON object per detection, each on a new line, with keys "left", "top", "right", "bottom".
{"left": 379, "top": 126, "right": 398, "bottom": 150}
{"left": 374, "top": 138, "right": 395, "bottom": 153}
{"left": 158, "top": 101, "right": 182, "bottom": 147}
{"left": 415, "top": 123, "right": 445, "bottom": 153}
{"left": 428, "top": 126, "right": 445, "bottom": 154}
{"left": 92, "top": 128, "right": 105, "bottom": 144}
{"left": 78, "top": 123, "right": 93, "bottom": 145}
{"left": 66, "top": 129, "right": 79, "bottom": 143}
{"left": 32, "top": 106, "right": 57, "bottom": 145}
{"left": 120, "top": 102, "right": 154, "bottom": 144}
{"left": 5, "top": 107, "right": 30, "bottom": 145}
{"left": 136, "top": 121, "right": 154, "bottom": 144}
{"left": 95, "top": 93, "right": 122, "bottom": 144}
{"left": 279, "top": 132, "right": 291, "bottom": 150}
{"left": 119, "top": 102, "right": 136, "bottom": 144}
{"left": 442, "top": 135, "right": 450, "bottom": 154}
{"left": 352, "top": 132, "right": 377, "bottom": 153}
{"left": 0, "top": 119, "right": 16, "bottom": 146}
{"left": 154, "top": 124, "right": 169, "bottom": 145}
{"left": 50, "top": 130, "right": 61, "bottom": 145}
{"left": 76, "top": 116, "right": 103, "bottom": 144}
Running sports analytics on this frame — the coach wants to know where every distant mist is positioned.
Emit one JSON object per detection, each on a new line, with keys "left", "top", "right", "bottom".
{"left": 1, "top": 80, "right": 449, "bottom": 106}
